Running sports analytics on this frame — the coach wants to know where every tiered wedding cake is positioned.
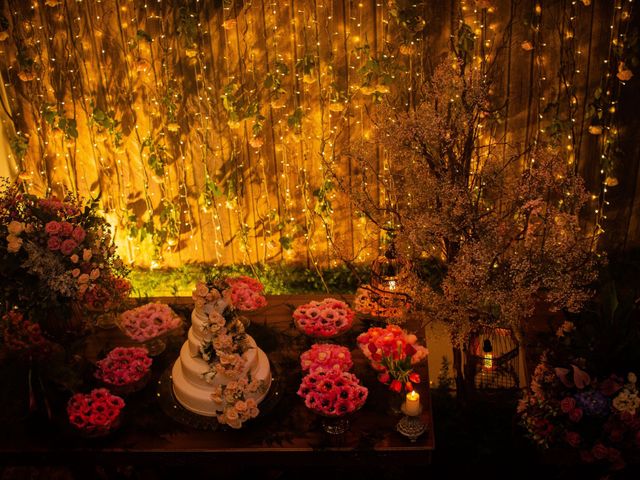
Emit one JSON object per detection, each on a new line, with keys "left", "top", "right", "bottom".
{"left": 172, "top": 280, "right": 271, "bottom": 427}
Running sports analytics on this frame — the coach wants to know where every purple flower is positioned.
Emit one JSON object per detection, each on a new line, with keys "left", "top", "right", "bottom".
{"left": 575, "top": 390, "right": 610, "bottom": 417}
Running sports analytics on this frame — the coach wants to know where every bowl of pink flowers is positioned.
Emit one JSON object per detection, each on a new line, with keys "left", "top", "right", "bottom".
{"left": 117, "top": 303, "right": 183, "bottom": 355}
{"left": 300, "top": 344, "right": 353, "bottom": 373}
{"left": 297, "top": 368, "right": 368, "bottom": 434}
{"left": 95, "top": 347, "right": 153, "bottom": 395}
{"left": 67, "top": 388, "right": 125, "bottom": 438}
{"left": 293, "top": 298, "right": 355, "bottom": 339}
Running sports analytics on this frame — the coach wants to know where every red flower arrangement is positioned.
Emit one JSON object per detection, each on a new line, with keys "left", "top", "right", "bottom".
{"left": 297, "top": 368, "right": 368, "bottom": 417}
{"left": 1, "top": 310, "right": 52, "bottom": 359}
{"left": 95, "top": 347, "right": 152, "bottom": 390}
{"left": 118, "top": 303, "right": 182, "bottom": 342}
{"left": 293, "top": 298, "right": 355, "bottom": 338}
{"left": 225, "top": 275, "right": 267, "bottom": 311}
{"left": 67, "top": 388, "right": 125, "bottom": 436}
{"left": 300, "top": 344, "right": 353, "bottom": 373}
{"left": 357, "top": 324, "right": 428, "bottom": 393}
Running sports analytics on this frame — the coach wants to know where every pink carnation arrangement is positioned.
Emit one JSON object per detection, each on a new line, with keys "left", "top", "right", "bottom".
{"left": 300, "top": 344, "right": 353, "bottom": 373}
{"left": 95, "top": 347, "right": 152, "bottom": 388}
{"left": 297, "top": 368, "right": 368, "bottom": 417}
{"left": 225, "top": 275, "right": 267, "bottom": 311}
{"left": 67, "top": 388, "right": 125, "bottom": 435}
{"left": 357, "top": 324, "right": 428, "bottom": 393}
{"left": 119, "top": 303, "right": 182, "bottom": 342}
{"left": 293, "top": 298, "right": 355, "bottom": 338}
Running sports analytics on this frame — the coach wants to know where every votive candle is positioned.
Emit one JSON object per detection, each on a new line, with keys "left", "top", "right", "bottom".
{"left": 405, "top": 390, "right": 421, "bottom": 416}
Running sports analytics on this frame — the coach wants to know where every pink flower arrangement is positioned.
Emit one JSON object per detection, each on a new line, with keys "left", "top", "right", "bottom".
{"left": 1, "top": 180, "right": 130, "bottom": 324}
{"left": 293, "top": 298, "right": 355, "bottom": 338}
{"left": 119, "top": 303, "right": 182, "bottom": 342}
{"left": 297, "top": 368, "right": 368, "bottom": 417}
{"left": 357, "top": 324, "right": 428, "bottom": 393}
{"left": 95, "top": 347, "right": 152, "bottom": 387}
{"left": 225, "top": 275, "right": 267, "bottom": 311}
{"left": 300, "top": 344, "right": 353, "bottom": 373}
{"left": 67, "top": 388, "right": 125, "bottom": 435}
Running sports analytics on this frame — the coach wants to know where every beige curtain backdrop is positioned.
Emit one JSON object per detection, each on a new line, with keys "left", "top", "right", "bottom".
{"left": 0, "top": 74, "right": 18, "bottom": 181}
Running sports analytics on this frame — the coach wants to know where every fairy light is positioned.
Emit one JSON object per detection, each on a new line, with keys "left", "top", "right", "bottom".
{"left": 2, "top": 0, "right": 634, "bottom": 271}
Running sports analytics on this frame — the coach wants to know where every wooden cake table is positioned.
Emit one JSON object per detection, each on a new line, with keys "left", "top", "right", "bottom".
{"left": 0, "top": 295, "right": 434, "bottom": 470}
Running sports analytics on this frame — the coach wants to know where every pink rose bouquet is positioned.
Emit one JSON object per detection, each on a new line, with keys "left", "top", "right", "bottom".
{"left": 300, "top": 344, "right": 353, "bottom": 373}
{"left": 1, "top": 179, "right": 130, "bottom": 331}
{"left": 357, "top": 324, "right": 428, "bottom": 393}
{"left": 119, "top": 303, "right": 182, "bottom": 342}
{"left": 95, "top": 347, "right": 152, "bottom": 389}
{"left": 297, "top": 368, "right": 368, "bottom": 417}
{"left": 225, "top": 275, "right": 267, "bottom": 311}
{"left": 293, "top": 298, "right": 355, "bottom": 338}
{"left": 67, "top": 388, "right": 125, "bottom": 435}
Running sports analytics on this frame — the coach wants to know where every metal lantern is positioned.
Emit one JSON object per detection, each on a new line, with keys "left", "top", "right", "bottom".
{"left": 355, "top": 241, "right": 412, "bottom": 321}
{"left": 465, "top": 327, "right": 520, "bottom": 390}
{"left": 370, "top": 241, "right": 410, "bottom": 293}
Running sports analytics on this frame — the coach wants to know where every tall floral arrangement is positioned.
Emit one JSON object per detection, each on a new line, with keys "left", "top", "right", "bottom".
{"left": 0, "top": 179, "right": 130, "bottom": 339}
{"left": 340, "top": 59, "right": 599, "bottom": 345}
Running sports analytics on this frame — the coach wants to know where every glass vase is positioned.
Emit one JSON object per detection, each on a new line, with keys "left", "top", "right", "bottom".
{"left": 320, "top": 415, "right": 350, "bottom": 435}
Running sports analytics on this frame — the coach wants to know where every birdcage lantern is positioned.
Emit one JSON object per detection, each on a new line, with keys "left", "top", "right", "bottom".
{"left": 465, "top": 327, "right": 521, "bottom": 390}
{"left": 355, "top": 241, "right": 412, "bottom": 322}
{"left": 370, "top": 241, "right": 410, "bottom": 293}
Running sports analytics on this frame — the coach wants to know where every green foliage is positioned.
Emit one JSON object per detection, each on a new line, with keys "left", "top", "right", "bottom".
{"left": 313, "top": 179, "right": 334, "bottom": 217}
{"left": 287, "top": 107, "right": 303, "bottom": 132}
{"left": 41, "top": 104, "right": 78, "bottom": 139}
{"left": 455, "top": 23, "right": 476, "bottom": 70}
{"left": 136, "top": 29, "right": 153, "bottom": 43}
{"left": 222, "top": 82, "right": 260, "bottom": 124}
{"left": 141, "top": 135, "right": 170, "bottom": 176}
{"left": 387, "top": 0, "right": 426, "bottom": 34}
{"left": 436, "top": 356, "right": 454, "bottom": 392}
{"left": 128, "top": 263, "right": 370, "bottom": 297}
{"left": 9, "top": 133, "right": 29, "bottom": 161}
{"left": 90, "top": 102, "right": 122, "bottom": 146}
{"left": 562, "top": 280, "right": 640, "bottom": 378}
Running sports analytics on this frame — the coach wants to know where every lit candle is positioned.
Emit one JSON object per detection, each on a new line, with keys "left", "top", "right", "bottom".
{"left": 404, "top": 390, "right": 421, "bottom": 416}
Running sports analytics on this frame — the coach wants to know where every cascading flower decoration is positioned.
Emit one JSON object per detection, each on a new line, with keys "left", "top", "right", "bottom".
{"left": 191, "top": 278, "right": 269, "bottom": 428}
{"left": 357, "top": 324, "right": 428, "bottom": 393}
{"left": 0, "top": 179, "right": 130, "bottom": 332}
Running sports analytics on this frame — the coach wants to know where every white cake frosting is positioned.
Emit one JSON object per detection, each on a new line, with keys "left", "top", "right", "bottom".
{"left": 172, "top": 294, "right": 271, "bottom": 417}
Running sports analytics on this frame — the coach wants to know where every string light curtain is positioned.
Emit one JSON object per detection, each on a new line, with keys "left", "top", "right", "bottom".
{"left": 0, "top": 0, "right": 634, "bottom": 268}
